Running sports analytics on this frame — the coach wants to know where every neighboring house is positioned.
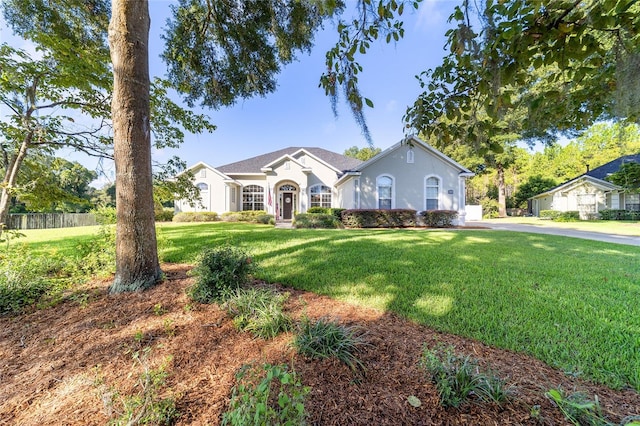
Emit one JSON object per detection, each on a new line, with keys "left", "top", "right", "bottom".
{"left": 529, "top": 154, "right": 640, "bottom": 219}
{"left": 175, "top": 136, "right": 475, "bottom": 224}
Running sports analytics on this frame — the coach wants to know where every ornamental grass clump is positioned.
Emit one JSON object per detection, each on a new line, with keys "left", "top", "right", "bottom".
{"left": 293, "top": 316, "right": 367, "bottom": 373}
{"left": 223, "top": 288, "right": 292, "bottom": 339}
{"left": 188, "top": 246, "right": 256, "bottom": 303}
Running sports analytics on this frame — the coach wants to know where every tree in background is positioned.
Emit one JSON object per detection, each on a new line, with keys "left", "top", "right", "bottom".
{"left": 343, "top": 145, "right": 382, "bottom": 161}
{"left": 607, "top": 162, "right": 640, "bottom": 193}
{"left": 513, "top": 175, "right": 558, "bottom": 209}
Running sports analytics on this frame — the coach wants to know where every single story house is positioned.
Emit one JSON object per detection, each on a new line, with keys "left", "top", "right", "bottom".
{"left": 529, "top": 154, "right": 640, "bottom": 219}
{"left": 175, "top": 136, "right": 475, "bottom": 224}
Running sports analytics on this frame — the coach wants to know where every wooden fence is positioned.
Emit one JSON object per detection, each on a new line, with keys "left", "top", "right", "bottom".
{"left": 7, "top": 213, "right": 97, "bottom": 230}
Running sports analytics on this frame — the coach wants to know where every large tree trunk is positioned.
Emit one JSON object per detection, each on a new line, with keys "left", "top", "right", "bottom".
{"left": 496, "top": 162, "right": 507, "bottom": 218}
{"left": 108, "top": 0, "right": 161, "bottom": 292}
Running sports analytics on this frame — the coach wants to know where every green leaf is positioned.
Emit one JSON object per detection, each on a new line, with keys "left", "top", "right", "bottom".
{"left": 407, "top": 395, "right": 422, "bottom": 407}
{"left": 365, "top": 98, "right": 374, "bottom": 108}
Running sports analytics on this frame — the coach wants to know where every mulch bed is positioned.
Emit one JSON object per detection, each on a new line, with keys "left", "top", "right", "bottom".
{"left": 1, "top": 263, "right": 638, "bottom": 425}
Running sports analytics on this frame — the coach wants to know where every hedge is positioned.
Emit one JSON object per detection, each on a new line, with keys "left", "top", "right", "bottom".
{"left": 419, "top": 210, "right": 458, "bottom": 228}
{"left": 173, "top": 212, "right": 220, "bottom": 222}
{"left": 294, "top": 213, "right": 343, "bottom": 229}
{"left": 599, "top": 209, "right": 640, "bottom": 221}
{"left": 341, "top": 209, "right": 417, "bottom": 228}
{"left": 306, "top": 207, "right": 345, "bottom": 220}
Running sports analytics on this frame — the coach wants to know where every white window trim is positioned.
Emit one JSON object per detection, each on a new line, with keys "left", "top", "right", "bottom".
{"left": 376, "top": 174, "right": 395, "bottom": 209}
{"left": 407, "top": 149, "right": 414, "bottom": 164}
{"left": 309, "top": 184, "right": 332, "bottom": 208}
{"left": 424, "top": 175, "right": 442, "bottom": 210}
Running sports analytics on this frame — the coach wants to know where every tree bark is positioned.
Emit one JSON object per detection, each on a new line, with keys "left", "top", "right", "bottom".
{"left": 497, "top": 162, "right": 507, "bottom": 218}
{"left": 108, "top": 0, "right": 161, "bottom": 292}
{"left": 0, "top": 133, "right": 32, "bottom": 232}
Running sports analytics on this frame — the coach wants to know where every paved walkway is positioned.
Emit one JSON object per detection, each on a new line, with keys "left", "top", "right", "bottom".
{"left": 467, "top": 221, "right": 640, "bottom": 246}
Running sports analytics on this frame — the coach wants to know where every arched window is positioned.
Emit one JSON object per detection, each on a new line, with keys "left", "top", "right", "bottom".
{"left": 407, "top": 149, "right": 414, "bottom": 164}
{"left": 310, "top": 185, "right": 332, "bottom": 208}
{"left": 425, "top": 176, "right": 440, "bottom": 210}
{"left": 377, "top": 175, "right": 393, "bottom": 209}
{"left": 242, "top": 185, "right": 264, "bottom": 211}
{"left": 196, "top": 182, "right": 208, "bottom": 191}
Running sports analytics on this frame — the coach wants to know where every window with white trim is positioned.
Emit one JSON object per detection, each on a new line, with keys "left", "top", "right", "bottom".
{"left": 199, "top": 169, "right": 206, "bottom": 178}
{"left": 310, "top": 185, "right": 332, "bottom": 208}
{"left": 242, "top": 185, "right": 264, "bottom": 211}
{"left": 407, "top": 149, "right": 414, "bottom": 163}
{"left": 377, "top": 175, "right": 393, "bottom": 209}
{"left": 196, "top": 182, "right": 208, "bottom": 191}
{"left": 425, "top": 177, "right": 439, "bottom": 210}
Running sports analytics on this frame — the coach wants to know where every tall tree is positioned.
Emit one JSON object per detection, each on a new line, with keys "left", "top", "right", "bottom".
{"left": 108, "top": 0, "right": 161, "bottom": 291}
{"left": 405, "top": 0, "right": 640, "bottom": 150}
{"left": 343, "top": 145, "right": 382, "bottom": 161}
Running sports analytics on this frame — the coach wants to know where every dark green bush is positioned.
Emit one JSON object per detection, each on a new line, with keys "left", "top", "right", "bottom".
{"left": 341, "top": 209, "right": 417, "bottom": 228}
{"left": 599, "top": 209, "right": 640, "bottom": 221}
{"left": 187, "top": 246, "right": 256, "bottom": 303}
{"left": 306, "top": 207, "right": 345, "bottom": 220}
{"left": 419, "top": 210, "right": 458, "bottom": 228}
{"left": 553, "top": 211, "right": 580, "bottom": 222}
{"left": 293, "top": 213, "right": 343, "bottom": 229}
{"left": 173, "top": 212, "right": 220, "bottom": 222}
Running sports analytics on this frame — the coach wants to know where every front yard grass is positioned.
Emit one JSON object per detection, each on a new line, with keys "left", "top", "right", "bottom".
{"left": 18, "top": 222, "right": 640, "bottom": 392}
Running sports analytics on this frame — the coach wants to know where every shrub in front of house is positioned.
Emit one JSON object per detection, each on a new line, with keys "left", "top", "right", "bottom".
{"left": 293, "top": 213, "right": 343, "bottom": 229}
{"left": 340, "top": 209, "right": 417, "bottom": 228}
{"left": 539, "top": 210, "right": 562, "bottom": 220}
{"left": 155, "top": 208, "right": 174, "bottom": 222}
{"left": 173, "top": 212, "right": 220, "bottom": 222}
{"left": 599, "top": 209, "right": 640, "bottom": 221}
{"left": 419, "top": 210, "right": 458, "bottom": 228}
{"left": 187, "top": 246, "right": 256, "bottom": 303}
{"left": 220, "top": 210, "right": 272, "bottom": 223}
{"left": 552, "top": 211, "right": 580, "bottom": 222}
{"left": 306, "top": 207, "right": 346, "bottom": 220}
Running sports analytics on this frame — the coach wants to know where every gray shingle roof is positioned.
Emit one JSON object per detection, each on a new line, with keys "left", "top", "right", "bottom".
{"left": 586, "top": 154, "right": 640, "bottom": 180}
{"left": 216, "top": 147, "right": 363, "bottom": 174}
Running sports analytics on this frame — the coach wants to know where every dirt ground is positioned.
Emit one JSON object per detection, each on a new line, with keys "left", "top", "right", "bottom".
{"left": 1, "top": 263, "right": 639, "bottom": 425}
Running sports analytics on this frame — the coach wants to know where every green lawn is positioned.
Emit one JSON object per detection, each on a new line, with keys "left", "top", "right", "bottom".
{"left": 20, "top": 222, "right": 640, "bottom": 391}
{"left": 481, "top": 217, "right": 640, "bottom": 236}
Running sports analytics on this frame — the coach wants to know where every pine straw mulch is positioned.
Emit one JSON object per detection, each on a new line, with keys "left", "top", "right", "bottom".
{"left": 1, "top": 263, "right": 639, "bottom": 425}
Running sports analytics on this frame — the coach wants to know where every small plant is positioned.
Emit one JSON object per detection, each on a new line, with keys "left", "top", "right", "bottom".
{"left": 187, "top": 246, "right": 256, "bottom": 303}
{"left": 163, "top": 319, "right": 175, "bottom": 338}
{"left": 420, "top": 345, "right": 483, "bottom": 408}
{"left": 476, "top": 373, "right": 515, "bottom": 404}
{"left": 546, "top": 388, "right": 610, "bottom": 426}
{"left": 222, "top": 363, "right": 309, "bottom": 426}
{"left": 223, "top": 288, "right": 292, "bottom": 339}
{"left": 0, "top": 244, "right": 55, "bottom": 314}
{"left": 153, "top": 303, "right": 167, "bottom": 316}
{"left": 293, "top": 316, "right": 366, "bottom": 373}
{"left": 105, "top": 349, "right": 178, "bottom": 425}
{"left": 74, "top": 225, "right": 116, "bottom": 277}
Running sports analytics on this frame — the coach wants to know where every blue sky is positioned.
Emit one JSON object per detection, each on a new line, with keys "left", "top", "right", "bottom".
{"left": 1, "top": 0, "right": 460, "bottom": 185}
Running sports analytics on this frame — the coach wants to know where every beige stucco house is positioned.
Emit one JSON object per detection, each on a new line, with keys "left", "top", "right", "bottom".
{"left": 529, "top": 154, "right": 640, "bottom": 219}
{"left": 175, "top": 136, "right": 475, "bottom": 224}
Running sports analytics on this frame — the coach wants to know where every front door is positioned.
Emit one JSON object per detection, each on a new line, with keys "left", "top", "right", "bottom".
{"left": 282, "top": 192, "right": 293, "bottom": 220}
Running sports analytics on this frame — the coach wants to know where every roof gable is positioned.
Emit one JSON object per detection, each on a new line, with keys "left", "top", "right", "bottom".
{"left": 217, "top": 147, "right": 362, "bottom": 174}
{"left": 350, "top": 135, "right": 473, "bottom": 175}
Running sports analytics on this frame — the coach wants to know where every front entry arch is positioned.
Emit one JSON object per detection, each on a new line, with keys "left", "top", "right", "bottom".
{"left": 277, "top": 183, "right": 298, "bottom": 221}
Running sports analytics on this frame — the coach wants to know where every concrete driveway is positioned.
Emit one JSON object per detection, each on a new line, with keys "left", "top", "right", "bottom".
{"left": 467, "top": 221, "right": 640, "bottom": 246}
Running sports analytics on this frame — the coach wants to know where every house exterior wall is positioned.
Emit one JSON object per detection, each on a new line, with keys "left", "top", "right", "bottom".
{"left": 533, "top": 182, "right": 609, "bottom": 219}
{"left": 357, "top": 144, "right": 463, "bottom": 211}
{"left": 174, "top": 165, "right": 231, "bottom": 213}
